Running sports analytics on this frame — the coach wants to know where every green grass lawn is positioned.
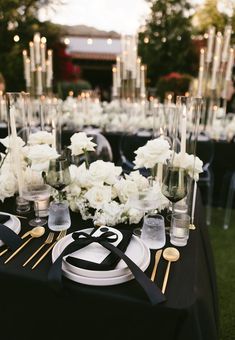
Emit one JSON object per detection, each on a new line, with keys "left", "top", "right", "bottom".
{"left": 209, "top": 208, "right": 235, "bottom": 340}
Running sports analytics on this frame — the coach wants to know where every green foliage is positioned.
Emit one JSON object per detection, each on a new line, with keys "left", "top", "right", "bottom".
{"left": 156, "top": 72, "right": 192, "bottom": 101}
{"left": 57, "top": 80, "right": 92, "bottom": 100}
{"left": 0, "top": 0, "right": 62, "bottom": 91}
{"left": 193, "top": 0, "right": 235, "bottom": 34}
{"left": 138, "top": 0, "right": 197, "bottom": 86}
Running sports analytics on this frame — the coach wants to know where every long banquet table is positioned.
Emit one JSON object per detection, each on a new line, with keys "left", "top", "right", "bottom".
{"left": 0, "top": 194, "right": 218, "bottom": 340}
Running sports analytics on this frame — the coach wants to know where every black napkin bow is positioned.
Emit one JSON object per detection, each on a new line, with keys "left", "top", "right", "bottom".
{"left": 0, "top": 214, "right": 23, "bottom": 251}
{"left": 48, "top": 230, "right": 166, "bottom": 306}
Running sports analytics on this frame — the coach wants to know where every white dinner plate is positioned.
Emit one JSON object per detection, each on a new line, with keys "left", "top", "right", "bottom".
{"left": 0, "top": 212, "right": 21, "bottom": 247}
{"left": 52, "top": 228, "right": 146, "bottom": 279}
{"left": 52, "top": 228, "right": 151, "bottom": 286}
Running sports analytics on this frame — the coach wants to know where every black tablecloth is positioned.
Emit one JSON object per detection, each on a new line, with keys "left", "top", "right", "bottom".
{"left": 0, "top": 194, "right": 218, "bottom": 340}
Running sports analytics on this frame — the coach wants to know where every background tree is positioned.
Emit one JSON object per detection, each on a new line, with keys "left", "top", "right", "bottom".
{"left": 0, "top": 0, "right": 62, "bottom": 91}
{"left": 193, "top": 0, "right": 235, "bottom": 33}
{"left": 138, "top": 0, "right": 197, "bottom": 88}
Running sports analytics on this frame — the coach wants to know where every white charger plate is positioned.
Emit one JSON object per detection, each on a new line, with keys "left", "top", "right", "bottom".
{"left": 52, "top": 228, "right": 151, "bottom": 286}
{"left": 0, "top": 212, "right": 21, "bottom": 247}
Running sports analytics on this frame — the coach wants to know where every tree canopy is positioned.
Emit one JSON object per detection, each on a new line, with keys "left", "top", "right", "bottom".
{"left": 138, "top": 0, "right": 197, "bottom": 87}
{"left": 0, "top": 0, "right": 62, "bottom": 91}
{"left": 193, "top": 0, "right": 235, "bottom": 33}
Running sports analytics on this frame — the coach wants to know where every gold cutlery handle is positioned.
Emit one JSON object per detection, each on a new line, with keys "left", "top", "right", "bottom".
{"left": 151, "top": 249, "right": 162, "bottom": 282}
{"left": 0, "top": 248, "right": 8, "bottom": 256}
{"left": 4, "top": 237, "right": 32, "bottom": 264}
{"left": 0, "top": 231, "right": 30, "bottom": 257}
{"left": 162, "top": 261, "right": 171, "bottom": 294}
{"left": 23, "top": 243, "right": 46, "bottom": 267}
{"left": 32, "top": 241, "right": 56, "bottom": 269}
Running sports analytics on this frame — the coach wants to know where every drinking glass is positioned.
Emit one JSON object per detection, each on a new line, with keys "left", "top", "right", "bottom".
{"left": 170, "top": 213, "right": 190, "bottom": 246}
{"left": 22, "top": 184, "right": 51, "bottom": 226}
{"left": 129, "top": 179, "right": 159, "bottom": 236}
{"left": 161, "top": 166, "right": 188, "bottom": 218}
{"left": 45, "top": 157, "right": 71, "bottom": 201}
{"left": 141, "top": 213, "right": 166, "bottom": 249}
{"left": 45, "top": 157, "right": 71, "bottom": 231}
{"left": 48, "top": 201, "right": 71, "bottom": 231}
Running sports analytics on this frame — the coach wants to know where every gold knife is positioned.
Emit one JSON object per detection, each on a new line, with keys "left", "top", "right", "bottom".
{"left": 151, "top": 249, "right": 163, "bottom": 282}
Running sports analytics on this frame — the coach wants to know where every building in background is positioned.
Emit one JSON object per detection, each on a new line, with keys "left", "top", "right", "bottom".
{"left": 58, "top": 25, "right": 121, "bottom": 100}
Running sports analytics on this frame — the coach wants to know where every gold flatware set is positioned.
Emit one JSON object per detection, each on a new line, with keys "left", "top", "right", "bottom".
{"left": 0, "top": 227, "right": 67, "bottom": 269}
{"left": 150, "top": 247, "right": 180, "bottom": 294}
{"left": 1, "top": 222, "right": 179, "bottom": 293}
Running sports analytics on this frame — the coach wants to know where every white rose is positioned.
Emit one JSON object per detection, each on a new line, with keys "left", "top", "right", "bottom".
{"left": 125, "top": 171, "right": 149, "bottom": 191}
{"left": 26, "top": 144, "right": 59, "bottom": 171}
{"left": 186, "top": 155, "right": 203, "bottom": 181}
{"left": 94, "top": 201, "right": 125, "bottom": 226}
{"left": 88, "top": 160, "right": 122, "bottom": 186}
{"left": 84, "top": 185, "right": 112, "bottom": 209}
{"left": 173, "top": 152, "right": 203, "bottom": 181}
{"left": 28, "top": 131, "right": 54, "bottom": 145}
{"left": 76, "top": 163, "right": 90, "bottom": 188}
{"left": 68, "top": 132, "right": 96, "bottom": 156}
{"left": 126, "top": 207, "right": 144, "bottom": 225}
{"left": 0, "top": 136, "right": 25, "bottom": 149}
{"left": 0, "top": 171, "right": 18, "bottom": 201}
{"left": 114, "top": 178, "right": 139, "bottom": 203}
{"left": 134, "top": 137, "right": 171, "bottom": 169}
{"left": 66, "top": 183, "right": 81, "bottom": 197}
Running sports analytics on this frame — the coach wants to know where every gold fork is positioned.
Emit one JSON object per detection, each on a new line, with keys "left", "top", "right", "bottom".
{"left": 23, "top": 232, "right": 55, "bottom": 267}
{"left": 0, "top": 230, "right": 31, "bottom": 257}
{"left": 31, "top": 230, "right": 67, "bottom": 270}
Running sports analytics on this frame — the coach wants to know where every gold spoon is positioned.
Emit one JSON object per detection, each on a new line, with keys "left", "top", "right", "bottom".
{"left": 4, "top": 227, "right": 45, "bottom": 264}
{"left": 161, "top": 247, "right": 180, "bottom": 294}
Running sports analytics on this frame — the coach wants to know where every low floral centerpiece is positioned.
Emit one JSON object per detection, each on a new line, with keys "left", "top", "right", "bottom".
{"left": 0, "top": 131, "right": 203, "bottom": 227}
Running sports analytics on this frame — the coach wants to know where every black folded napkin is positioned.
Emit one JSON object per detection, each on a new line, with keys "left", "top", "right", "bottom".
{"left": 0, "top": 214, "right": 10, "bottom": 224}
{"left": 66, "top": 228, "right": 133, "bottom": 271}
{"left": 48, "top": 229, "right": 166, "bottom": 306}
{"left": 0, "top": 223, "right": 23, "bottom": 250}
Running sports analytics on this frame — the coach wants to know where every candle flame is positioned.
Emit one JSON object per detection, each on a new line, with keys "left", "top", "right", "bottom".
{"left": 22, "top": 50, "right": 27, "bottom": 56}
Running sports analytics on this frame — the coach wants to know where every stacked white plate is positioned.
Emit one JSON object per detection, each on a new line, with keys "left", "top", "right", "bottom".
{"left": 0, "top": 212, "right": 21, "bottom": 247}
{"left": 52, "top": 227, "right": 151, "bottom": 286}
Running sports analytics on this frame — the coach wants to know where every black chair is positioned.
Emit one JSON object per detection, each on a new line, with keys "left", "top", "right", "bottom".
{"left": 196, "top": 136, "right": 215, "bottom": 226}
